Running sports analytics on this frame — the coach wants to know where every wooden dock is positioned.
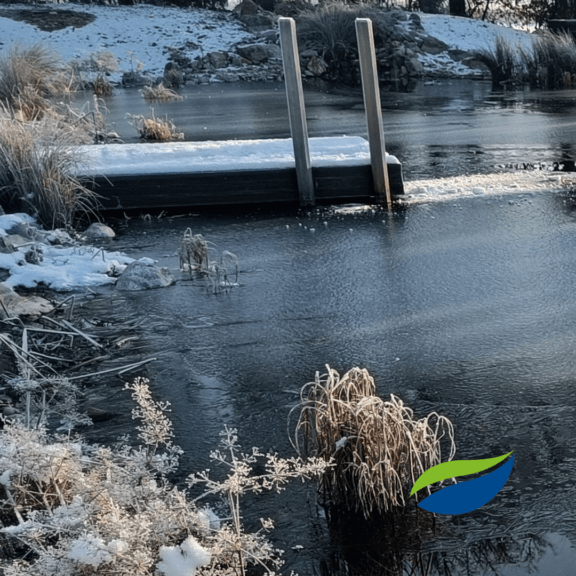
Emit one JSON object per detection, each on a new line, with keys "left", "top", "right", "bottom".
{"left": 77, "top": 137, "right": 404, "bottom": 211}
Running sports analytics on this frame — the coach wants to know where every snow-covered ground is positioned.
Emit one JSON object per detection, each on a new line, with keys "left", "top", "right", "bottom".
{"left": 0, "top": 3, "right": 536, "bottom": 81}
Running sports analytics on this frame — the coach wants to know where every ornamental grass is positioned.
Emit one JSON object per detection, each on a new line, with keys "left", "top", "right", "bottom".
{"left": 291, "top": 366, "right": 456, "bottom": 518}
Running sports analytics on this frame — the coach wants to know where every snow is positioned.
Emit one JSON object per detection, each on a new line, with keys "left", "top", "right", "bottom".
{"left": 402, "top": 171, "right": 576, "bottom": 204}
{"left": 0, "top": 213, "right": 136, "bottom": 291}
{"left": 0, "top": 4, "right": 251, "bottom": 83}
{"left": 76, "top": 137, "right": 400, "bottom": 177}
{"left": 419, "top": 14, "right": 534, "bottom": 53}
{"left": 156, "top": 536, "right": 211, "bottom": 576}
{"left": 0, "top": 3, "right": 537, "bottom": 81}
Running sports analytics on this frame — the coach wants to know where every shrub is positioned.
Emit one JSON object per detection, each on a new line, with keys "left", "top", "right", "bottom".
{"left": 92, "top": 74, "right": 114, "bottom": 97}
{"left": 291, "top": 366, "right": 456, "bottom": 518}
{"left": 127, "top": 109, "right": 184, "bottom": 141}
{"left": 0, "top": 108, "right": 100, "bottom": 229}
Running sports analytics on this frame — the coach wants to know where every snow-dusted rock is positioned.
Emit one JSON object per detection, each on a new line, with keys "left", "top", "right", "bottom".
{"left": 0, "top": 283, "right": 53, "bottom": 318}
{"left": 84, "top": 223, "right": 115, "bottom": 239}
{"left": 115, "top": 260, "right": 175, "bottom": 291}
{"left": 236, "top": 43, "right": 281, "bottom": 64}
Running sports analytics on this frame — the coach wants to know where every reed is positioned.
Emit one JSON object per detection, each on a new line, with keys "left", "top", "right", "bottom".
{"left": 475, "top": 35, "right": 524, "bottom": 88}
{"left": 291, "top": 366, "right": 456, "bottom": 517}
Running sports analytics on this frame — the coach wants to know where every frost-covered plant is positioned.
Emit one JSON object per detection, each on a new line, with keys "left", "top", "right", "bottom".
{"left": 187, "top": 426, "right": 330, "bottom": 576}
{"left": 0, "top": 379, "right": 329, "bottom": 576}
{"left": 179, "top": 229, "right": 239, "bottom": 293}
{"left": 126, "top": 109, "right": 184, "bottom": 141}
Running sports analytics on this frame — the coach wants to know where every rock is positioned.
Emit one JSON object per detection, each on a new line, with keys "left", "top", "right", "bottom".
{"left": 121, "top": 71, "right": 149, "bottom": 87}
{"left": 301, "top": 49, "right": 318, "bottom": 58}
{"left": 215, "top": 71, "right": 240, "bottom": 82}
{"left": 233, "top": 0, "right": 259, "bottom": 15}
{"left": 0, "top": 283, "right": 54, "bottom": 319}
{"left": 448, "top": 49, "right": 471, "bottom": 62}
{"left": 116, "top": 260, "right": 175, "bottom": 291}
{"left": 3, "top": 234, "right": 33, "bottom": 249}
{"left": 0, "top": 236, "right": 13, "bottom": 254}
{"left": 163, "top": 61, "right": 183, "bottom": 88}
{"left": 240, "top": 14, "right": 276, "bottom": 32}
{"left": 408, "top": 13, "right": 422, "bottom": 27}
{"left": 420, "top": 36, "right": 450, "bottom": 55}
{"left": 408, "top": 57, "right": 424, "bottom": 75}
{"left": 307, "top": 56, "right": 328, "bottom": 77}
{"left": 236, "top": 43, "right": 281, "bottom": 64}
{"left": 84, "top": 223, "right": 115, "bottom": 239}
{"left": 208, "top": 51, "right": 230, "bottom": 69}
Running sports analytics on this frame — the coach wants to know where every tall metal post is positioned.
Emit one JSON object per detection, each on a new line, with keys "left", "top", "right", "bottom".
{"left": 279, "top": 17, "right": 315, "bottom": 207}
{"left": 355, "top": 18, "right": 391, "bottom": 207}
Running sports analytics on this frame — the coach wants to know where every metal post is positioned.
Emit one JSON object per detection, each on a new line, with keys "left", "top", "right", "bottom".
{"left": 355, "top": 18, "right": 391, "bottom": 207}
{"left": 279, "top": 17, "right": 315, "bottom": 207}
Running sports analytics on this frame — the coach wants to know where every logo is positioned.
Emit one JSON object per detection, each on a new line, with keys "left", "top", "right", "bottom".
{"left": 410, "top": 451, "right": 515, "bottom": 515}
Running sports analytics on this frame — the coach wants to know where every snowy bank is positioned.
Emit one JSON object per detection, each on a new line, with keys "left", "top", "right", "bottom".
{"left": 0, "top": 214, "right": 135, "bottom": 291}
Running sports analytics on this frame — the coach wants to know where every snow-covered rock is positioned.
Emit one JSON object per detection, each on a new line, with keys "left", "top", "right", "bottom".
{"left": 116, "top": 260, "right": 175, "bottom": 291}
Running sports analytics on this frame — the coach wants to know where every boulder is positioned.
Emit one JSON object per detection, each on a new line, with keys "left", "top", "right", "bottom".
{"left": 240, "top": 14, "right": 276, "bottom": 32}
{"left": 84, "top": 223, "right": 115, "bottom": 239}
{"left": 233, "top": 0, "right": 259, "bottom": 15}
{"left": 420, "top": 36, "right": 450, "bottom": 55}
{"left": 236, "top": 43, "right": 281, "bottom": 64}
{"left": 116, "top": 260, "right": 175, "bottom": 291}
{"left": 0, "top": 283, "right": 54, "bottom": 319}
{"left": 122, "top": 71, "right": 149, "bottom": 87}
{"left": 163, "top": 61, "right": 183, "bottom": 88}
{"left": 208, "top": 51, "right": 230, "bottom": 69}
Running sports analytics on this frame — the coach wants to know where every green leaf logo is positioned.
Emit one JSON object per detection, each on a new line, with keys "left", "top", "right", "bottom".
{"left": 410, "top": 451, "right": 514, "bottom": 497}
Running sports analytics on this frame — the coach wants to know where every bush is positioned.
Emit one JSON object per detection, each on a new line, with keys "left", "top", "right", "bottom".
{"left": 142, "top": 83, "right": 183, "bottom": 103}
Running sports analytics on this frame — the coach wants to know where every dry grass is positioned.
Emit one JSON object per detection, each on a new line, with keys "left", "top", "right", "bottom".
{"left": 92, "top": 74, "right": 113, "bottom": 97}
{"left": 0, "top": 43, "right": 76, "bottom": 120}
{"left": 142, "top": 83, "right": 183, "bottom": 103}
{"left": 0, "top": 107, "right": 100, "bottom": 229}
{"left": 291, "top": 366, "right": 456, "bottom": 517}
{"left": 127, "top": 109, "right": 184, "bottom": 141}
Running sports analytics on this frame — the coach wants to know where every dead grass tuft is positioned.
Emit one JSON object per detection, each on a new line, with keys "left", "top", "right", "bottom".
{"left": 127, "top": 109, "right": 184, "bottom": 141}
{"left": 0, "top": 107, "right": 100, "bottom": 229}
{"left": 142, "top": 83, "right": 183, "bottom": 103}
{"left": 92, "top": 74, "right": 113, "bottom": 97}
{"left": 291, "top": 366, "right": 456, "bottom": 517}
{"left": 0, "top": 43, "right": 76, "bottom": 120}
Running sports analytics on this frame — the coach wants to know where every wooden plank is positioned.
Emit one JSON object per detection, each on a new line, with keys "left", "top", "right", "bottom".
{"left": 88, "top": 163, "right": 403, "bottom": 211}
{"left": 355, "top": 18, "right": 391, "bottom": 208}
{"left": 279, "top": 17, "right": 315, "bottom": 207}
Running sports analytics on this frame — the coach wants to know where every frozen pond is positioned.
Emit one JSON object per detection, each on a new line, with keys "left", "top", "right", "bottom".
{"left": 56, "top": 78, "right": 576, "bottom": 575}
{"left": 77, "top": 181, "right": 576, "bottom": 575}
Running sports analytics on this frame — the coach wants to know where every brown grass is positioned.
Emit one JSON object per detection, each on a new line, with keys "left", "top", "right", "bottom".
{"left": 92, "top": 73, "right": 113, "bottom": 97}
{"left": 0, "top": 107, "right": 100, "bottom": 229}
{"left": 142, "top": 82, "right": 183, "bottom": 103}
{"left": 291, "top": 366, "right": 456, "bottom": 517}
{"left": 127, "top": 109, "right": 184, "bottom": 141}
{"left": 0, "top": 43, "right": 76, "bottom": 120}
